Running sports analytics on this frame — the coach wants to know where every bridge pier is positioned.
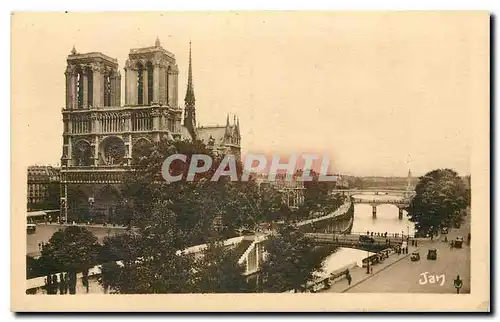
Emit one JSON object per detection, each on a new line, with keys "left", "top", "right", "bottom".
{"left": 372, "top": 205, "right": 377, "bottom": 219}
{"left": 398, "top": 208, "right": 403, "bottom": 220}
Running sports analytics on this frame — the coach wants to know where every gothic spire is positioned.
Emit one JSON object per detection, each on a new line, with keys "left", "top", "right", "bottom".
{"left": 155, "top": 36, "right": 161, "bottom": 47}
{"left": 184, "top": 41, "right": 195, "bottom": 105}
{"left": 184, "top": 41, "right": 197, "bottom": 140}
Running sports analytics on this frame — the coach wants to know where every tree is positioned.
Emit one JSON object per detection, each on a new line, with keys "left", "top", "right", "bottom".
{"left": 98, "top": 202, "right": 197, "bottom": 294}
{"left": 347, "top": 177, "right": 364, "bottom": 189}
{"left": 407, "top": 169, "right": 469, "bottom": 237}
{"left": 259, "top": 224, "right": 330, "bottom": 292}
{"left": 43, "top": 182, "right": 61, "bottom": 210}
{"left": 39, "top": 226, "right": 100, "bottom": 294}
{"left": 101, "top": 138, "right": 288, "bottom": 293}
{"left": 194, "top": 241, "right": 250, "bottom": 293}
{"left": 302, "top": 170, "right": 345, "bottom": 216}
{"left": 123, "top": 137, "right": 281, "bottom": 244}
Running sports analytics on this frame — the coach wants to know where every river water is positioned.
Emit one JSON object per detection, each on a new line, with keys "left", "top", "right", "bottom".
{"left": 321, "top": 195, "right": 416, "bottom": 276}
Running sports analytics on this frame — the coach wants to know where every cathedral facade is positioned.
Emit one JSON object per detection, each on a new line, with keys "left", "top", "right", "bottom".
{"left": 60, "top": 38, "right": 241, "bottom": 223}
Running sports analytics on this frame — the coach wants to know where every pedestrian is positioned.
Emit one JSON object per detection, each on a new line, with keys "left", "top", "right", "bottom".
{"left": 64, "top": 274, "right": 69, "bottom": 294}
{"left": 454, "top": 275, "right": 463, "bottom": 294}
{"left": 45, "top": 275, "right": 51, "bottom": 294}
{"left": 370, "top": 267, "right": 373, "bottom": 274}
{"left": 58, "top": 275, "right": 65, "bottom": 295}
{"left": 415, "top": 240, "right": 418, "bottom": 247}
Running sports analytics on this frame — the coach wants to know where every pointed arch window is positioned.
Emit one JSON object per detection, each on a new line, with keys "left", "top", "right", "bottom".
{"left": 166, "top": 66, "right": 171, "bottom": 105}
{"left": 137, "top": 63, "right": 144, "bottom": 105}
{"left": 76, "top": 67, "right": 84, "bottom": 108}
{"left": 104, "top": 72, "right": 112, "bottom": 107}
{"left": 87, "top": 67, "right": 93, "bottom": 107}
{"left": 146, "top": 62, "right": 154, "bottom": 105}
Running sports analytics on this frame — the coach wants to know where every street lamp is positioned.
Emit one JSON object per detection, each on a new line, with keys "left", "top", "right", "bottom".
{"left": 366, "top": 249, "right": 370, "bottom": 274}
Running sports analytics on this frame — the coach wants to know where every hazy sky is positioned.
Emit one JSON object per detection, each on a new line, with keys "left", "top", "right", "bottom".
{"left": 12, "top": 12, "right": 488, "bottom": 176}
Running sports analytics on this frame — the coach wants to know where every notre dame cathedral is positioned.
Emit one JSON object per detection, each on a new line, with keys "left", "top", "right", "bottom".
{"left": 60, "top": 38, "right": 241, "bottom": 223}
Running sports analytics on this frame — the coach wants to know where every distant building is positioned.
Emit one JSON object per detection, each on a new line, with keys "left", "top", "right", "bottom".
{"left": 255, "top": 173, "right": 305, "bottom": 209}
{"left": 27, "top": 166, "right": 60, "bottom": 211}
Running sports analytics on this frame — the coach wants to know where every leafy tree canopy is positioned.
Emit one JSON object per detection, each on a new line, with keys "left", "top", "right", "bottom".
{"left": 407, "top": 168, "right": 469, "bottom": 236}
{"left": 259, "top": 224, "right": 330, "bottom": 293}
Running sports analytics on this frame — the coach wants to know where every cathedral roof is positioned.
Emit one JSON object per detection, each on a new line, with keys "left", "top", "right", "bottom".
{"left": 197, "top": 126, "right": 227, "bottom": 146}
{"left": 180, "top": 125, "right": 194, "bottom": 141}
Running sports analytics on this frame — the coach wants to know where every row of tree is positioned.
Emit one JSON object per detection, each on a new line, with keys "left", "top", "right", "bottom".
{"left": 32, "top": 222, "right": 331, "bottom": 294}
{"left": 31, "top": 138, "right": 340, "bottom": 294}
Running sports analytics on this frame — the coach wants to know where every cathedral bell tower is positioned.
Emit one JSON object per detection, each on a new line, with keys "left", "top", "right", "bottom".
{"left": 64, "top": 46, "right": 121, "bottom": 110}
{"left": 124, "top": 37, "right": 179, "bottom": 107}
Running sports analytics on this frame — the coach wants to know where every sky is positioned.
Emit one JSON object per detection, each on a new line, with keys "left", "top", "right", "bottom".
{"left": 12, "top": 12, "right": 488, "bottom": 176}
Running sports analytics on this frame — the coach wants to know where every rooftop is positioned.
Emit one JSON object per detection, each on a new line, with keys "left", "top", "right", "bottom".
{"left": 67, "top": 51, "right": 118, "bottom": 64}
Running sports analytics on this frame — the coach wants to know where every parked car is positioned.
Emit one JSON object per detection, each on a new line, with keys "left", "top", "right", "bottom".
{"left": 410, "top": 252, "right": 420, "bottom": 261}
{"left": 427, "top": 249, "right": 437, "bottom": 260}
{"left": 26, "top": 223, "right": 36, "bottom": 234}
{"left": 453, "top": 237, "right": 463, "bottom": 248}
{"left": 359, "top": 235, "right": 375, "bottom": 243}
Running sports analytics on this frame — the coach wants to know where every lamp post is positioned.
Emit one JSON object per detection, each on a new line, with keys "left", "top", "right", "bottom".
{"left": 366, "top": 249, "right": 370, "bottom": 274}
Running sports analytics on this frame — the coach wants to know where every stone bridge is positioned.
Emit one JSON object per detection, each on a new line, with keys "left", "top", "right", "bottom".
{"left": 331, "top": 189, "right": 415, "bottom": 197}
{"left": 351, "top": 196, "right": 410, "bottom": 219}
{"left": 304, "top": 232, "right": 408, "bottom": 252}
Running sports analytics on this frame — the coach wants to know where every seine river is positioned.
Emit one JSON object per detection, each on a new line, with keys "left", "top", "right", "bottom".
{"left": 321, "top": 195, "right": 416, "bottom": 277}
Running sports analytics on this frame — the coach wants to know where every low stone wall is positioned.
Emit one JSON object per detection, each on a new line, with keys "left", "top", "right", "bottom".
{"left": 288, "top": 261, "right": 359, "bottom": 293}
{"left": 296, "top": 202, "right": 354, "bottom": 234}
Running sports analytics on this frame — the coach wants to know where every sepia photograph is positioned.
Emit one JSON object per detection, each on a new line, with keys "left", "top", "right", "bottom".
{"left": 10, "top": 11, "right": 490, "bottom": 311}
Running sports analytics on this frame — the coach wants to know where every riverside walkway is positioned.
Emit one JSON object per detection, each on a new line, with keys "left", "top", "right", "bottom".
{"left": 323, "top": 214, "right": 471, "bottom": 294}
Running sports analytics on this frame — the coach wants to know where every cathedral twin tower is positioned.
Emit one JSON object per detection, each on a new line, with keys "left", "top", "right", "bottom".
{"left": 60, "top": 38, "right": 241, "bottom": 223}
{"left": 62, "top": 38, "right": 198, "bottom": 169}
{"left": 65, "top": 37, "right": 180, "bottom": 109}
